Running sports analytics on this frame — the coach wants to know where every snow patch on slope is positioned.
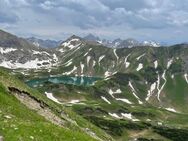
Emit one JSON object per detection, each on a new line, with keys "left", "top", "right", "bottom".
{"left": 128, "top": 81, "right": 143, "bottom": 104}
{"left": 0, "top": 47, "right": 17, "bottom": 54}
{"left": 101, "top": 96, "right": 111, "bottom": 104}
{"left": 98, "top": 55, "right": 105, "bottom": 65}
{"left": 104, "top": 71, "right": 111, "bottom": 78}
{"left": 80, "top": 62, "right": 84, "bottom": 74}
{"left": 136, "top": 63, "right": 143, "bottom": 71}
{"left": 109, "top": 113, "right": 121, "bottom": 119}
{"left": 116, "top": 98, "right": 132, "bottom": 104}
{"left": 64, "top": 59, "right": 73, "bottom": 67}
{"left": 65, "top": 61, "right": 72, "bottom": 67}
{"left": 121, "top": 113, "right": 132, "bottom": 119}
{"left": 108, "top": 89, "right": 122, "bottom": 98}
{"left": 136, "top": 53, "right": 145, "bottom": 60}
{"left": 53, "top": 54, "right": 58, "bottom": 62}
{"left": 115, "top": 89, "right": 122, "bottom": 93}
{"left": 58, "top": 48, "right": 65, "bottom": 53}
{"left": 45, "top": 92, "right": 61, "bottom": 104}
{"left": 108, "top": 89, "right": 122, "bottom": 95}
{"left": 165, "top": 108, "right": 178, "bottom": 113}
{"left": 121, "top": 113, "right": 139, "bottom": 121}
{"left": 154, "top": 60, "right": 158, "bottom": 69}
{"left": 157, "top": 70, "right": 167, "bottom": 102}
{"left": 84, "top": 48, "right": 92, "bottom": 57}
{"left": 0, "top": 59, "right": 52, "bottom": 69}
{"left": 108, "top": 90, "right": 118, "bottom": 97}
{"left": 171, "top": 74, "right": 174, "bottom": 79}
{"left": 92, "top": 60, "right": 96, "bottom": 67}
{"left": 124, "top": 54, "right": 131, "bottom": 68}
{"left": 113, "top": 49, "right": 119, "bottom": 61}
{"left": 69, "top": 100, "right": 80, "bottom": 104}
{"left": 84, "top": 52, "right": 89, "bottom": 57}
{"left": 184, "top": 74, "right": 188, "bottom": 84}
{"left": 167, "top": 59, "right": 173, "bottom": 69}
{"left": 62, "top": 66, "right": 77, "bottom": 75}
{"left": 109, "top": 113, "right": 139, "bottom": 121}
{"left": 32, "top": 50, "right": 50, "bottom": 56}
{"left": 146, "top": 82, "right": 156, "bottom": 101}
{"left": 87, "top": 56, "right": 91, "bottom": 66}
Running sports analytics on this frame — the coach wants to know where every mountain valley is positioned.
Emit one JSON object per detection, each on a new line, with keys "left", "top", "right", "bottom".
{"left": 0, "top": 29, "right": 188, "bottom": 141}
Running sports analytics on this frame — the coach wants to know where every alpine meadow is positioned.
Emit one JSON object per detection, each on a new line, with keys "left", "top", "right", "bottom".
{"left": 0, "top": 0, "right": 188, "bottom": 141}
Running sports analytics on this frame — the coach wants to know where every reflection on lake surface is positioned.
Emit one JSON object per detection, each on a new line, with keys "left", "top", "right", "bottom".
{"left": 26, "top": 76, "right": 101, "bottom": 87}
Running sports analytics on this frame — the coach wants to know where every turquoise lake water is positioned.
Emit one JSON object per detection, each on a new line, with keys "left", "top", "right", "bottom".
{"left": 26, "top": 76, "right": 101, "bottom": 87}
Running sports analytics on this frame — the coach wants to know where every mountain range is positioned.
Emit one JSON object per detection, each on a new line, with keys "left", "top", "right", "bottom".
{"left": 83, "top": 33, "right": 161, "bottom": 48}
{"left": 25, "top": 33, "right": 161, "bottom": 49}
{"left": 0, "top": 29, "right": 188, "bottom": 141}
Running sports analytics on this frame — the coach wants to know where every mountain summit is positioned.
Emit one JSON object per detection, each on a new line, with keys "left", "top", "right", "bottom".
{"left": 83, "top": 34, "right": 101, "bottom": 42}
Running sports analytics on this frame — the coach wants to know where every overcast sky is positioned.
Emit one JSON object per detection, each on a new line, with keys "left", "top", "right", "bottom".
{"left": 0, "top": 0, "right": 188, "bottom": 44}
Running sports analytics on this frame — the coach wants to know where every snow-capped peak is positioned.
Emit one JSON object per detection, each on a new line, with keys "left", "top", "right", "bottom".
{"left": 60, "top": 35, "right": 83, "bottom": 50}
{"left": 33, "top": 41, "right": 40, "bottom": 47}
{"left": 143, "top": 41, "right": 160, "bottom": 47}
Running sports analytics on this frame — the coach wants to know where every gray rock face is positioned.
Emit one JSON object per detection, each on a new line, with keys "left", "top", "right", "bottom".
{"left": 0, "top": 30, "right": 58, "bottom": 69}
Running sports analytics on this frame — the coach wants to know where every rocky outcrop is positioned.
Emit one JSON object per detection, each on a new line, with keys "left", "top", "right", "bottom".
{"left": 8, "top": 87, "right": 65, "bottom": 126}
{"left": 0, "top": 136, "right": 3, "bottom": 141}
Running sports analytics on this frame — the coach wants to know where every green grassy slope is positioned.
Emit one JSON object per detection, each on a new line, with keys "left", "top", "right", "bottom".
{"left": 27, "top": 75, "right": 188, "bottom": 140}
{"left": 0, "top": 83, "right": 97, "bottom": 141}
{"left": 0, "top": 68, "right": 113, "bottom": 141}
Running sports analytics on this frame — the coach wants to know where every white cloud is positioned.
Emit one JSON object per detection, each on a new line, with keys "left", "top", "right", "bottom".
{"left": 167, "top": 10, "right": 188, "bottom": 26}
{"left": 0, "top": 0, "right": 188, "bottom": 43}
{"left": 40, "top": 1, "right": 56, "bottom": 10}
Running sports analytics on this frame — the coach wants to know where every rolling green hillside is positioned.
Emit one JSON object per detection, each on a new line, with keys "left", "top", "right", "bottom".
{"left": 0, "top": 68, "right": 113, "bottom": 141}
